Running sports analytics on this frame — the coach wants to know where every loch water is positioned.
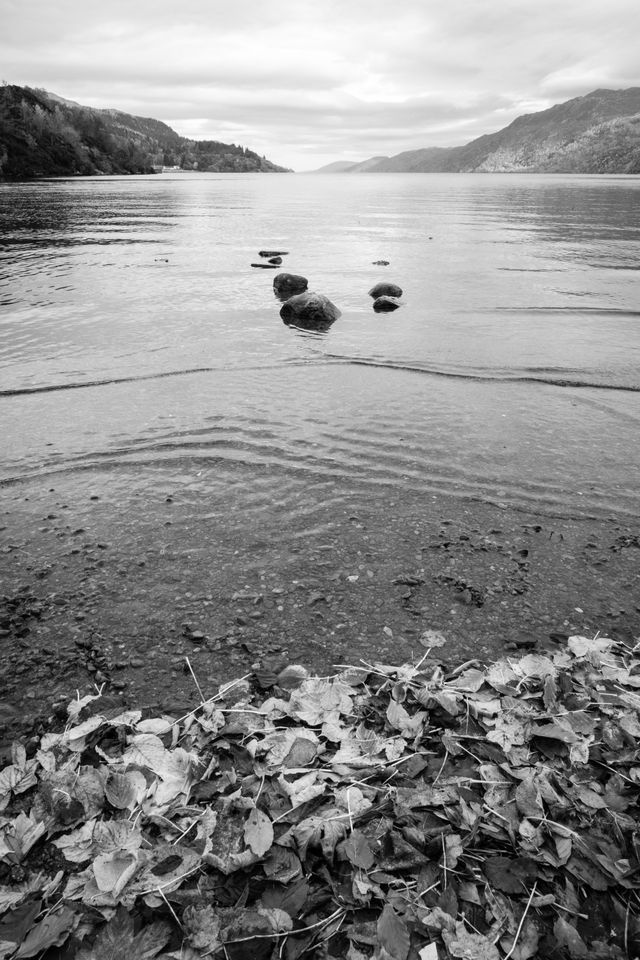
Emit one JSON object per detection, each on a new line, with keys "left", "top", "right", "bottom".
{"left": 1, "top": 171, "right": 639, "bottom": 521}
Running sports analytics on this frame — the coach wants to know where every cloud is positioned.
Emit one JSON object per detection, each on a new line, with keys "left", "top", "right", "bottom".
{"left": 2, "top": 0, "right": 640, "bottom": 169}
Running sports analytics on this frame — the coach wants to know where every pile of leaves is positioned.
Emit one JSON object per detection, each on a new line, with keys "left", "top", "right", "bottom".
{"left": 1, "top": 633, "right": 639, "bottom": 959}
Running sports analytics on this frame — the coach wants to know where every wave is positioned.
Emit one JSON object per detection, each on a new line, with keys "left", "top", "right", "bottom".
{"left": 1, "top": 354, "right": 639, "bottom": 397}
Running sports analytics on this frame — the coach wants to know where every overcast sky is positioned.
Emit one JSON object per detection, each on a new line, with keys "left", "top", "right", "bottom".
{"left": 3, "top": 0, "right": 640, "bottom": 170}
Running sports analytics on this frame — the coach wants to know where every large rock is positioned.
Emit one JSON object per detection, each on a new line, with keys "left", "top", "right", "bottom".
{"left": 280, "top": 292, "right": 341, "bottom": 331}
{"left": 369, "top": 281, "right": 402, "bottom": 298}
{"left": 273, "top": 272, "right": 309, "bottom": 300}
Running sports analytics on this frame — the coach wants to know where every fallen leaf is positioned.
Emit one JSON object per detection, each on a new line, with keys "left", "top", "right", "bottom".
{"left": 442, "top": 921, "right": 501, "bottom": 960}
{"left": 14, "top": 906, "right": 75, "bottom": 958}
{"left": 343, "top": 830, "right": 375, "bottom": 869}
{"left": 377, "top": 904, "right": 410, "bottom": 960}
{"left": 75, "top": 907, "right": 170, "bottom": 960}
{"left": 244, "top": 807, "right": 274, "bottom": 857}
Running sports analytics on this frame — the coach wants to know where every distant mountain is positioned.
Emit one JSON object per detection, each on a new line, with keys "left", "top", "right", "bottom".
{"left": 313, "top": 160, "right": 360, "bottom": 173}
{"left": 0, "top": 84, "right": 291, "bottom": 180}
{"left": 316, "top": 88, "right": 640, "bottom": 174}
{"left": 313, "top": 155, "right": 390, "bottom": 173}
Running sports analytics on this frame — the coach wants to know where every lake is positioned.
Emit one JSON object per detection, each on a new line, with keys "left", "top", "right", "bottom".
{"left": 1, "top": 172, "right": 639, "bottom": 716}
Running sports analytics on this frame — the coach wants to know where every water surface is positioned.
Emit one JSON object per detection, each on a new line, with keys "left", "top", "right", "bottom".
{"left": 1, "top": 172, "right": 639, "bottom": 519}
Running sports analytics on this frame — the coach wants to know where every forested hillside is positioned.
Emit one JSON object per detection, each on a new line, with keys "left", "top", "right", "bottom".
{"left": 0, "top": 85, "right": 290, "bottom": 179}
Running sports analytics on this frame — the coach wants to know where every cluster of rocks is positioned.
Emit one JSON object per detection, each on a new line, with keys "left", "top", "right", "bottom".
{"left": 368, "top": 281, "right": 403, "bottom": 313}
{"left": 252, "top": 249, "right": 404, "bottom": 330}
{"left": 274, "top": 273, "right": 340, "bottom": 332}
{"left": 251, "top": 250, "right": 289, "bottom": 269}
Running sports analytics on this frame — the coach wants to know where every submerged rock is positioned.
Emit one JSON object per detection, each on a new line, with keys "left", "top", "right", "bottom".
{"left": 259, "top": 250, "right": 289, "bottom": 258}
{"left": 280, "top": 292, "right": 341, "bottom": 331}
{"left": 372, "top": 260, "right": 390, "bottom": 266}
{"left": 251, "top": 263, "right": 277, "bottom": 269}
{"left": 373, "top": 296, "right": 401, "bottom": 312}
{"left": 273, "top": 272, "right": 309, "bottom": 300}
{"left": 369, "top": 281, "right": 403, "bottom": 298}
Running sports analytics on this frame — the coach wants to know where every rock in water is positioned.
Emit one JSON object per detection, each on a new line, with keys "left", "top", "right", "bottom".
{"left": 259, "top": 250, "right": 289, "bottom": 258}
{"left": 268, "top": 256, "right": 283, "bottom": 265}
{"left": 368, "top": 281, "right": 402, "bottom": 298}
{"left": 280, "top": 292, "right": 341, "bottom": 330}
{"left": 373, "top": 296, "right": 401, "bottom": 312}
{"left": 372, "top": 259, "right": 390, "bottom": 265}
{"left": 273, "top": 272, "right": 309, "bottom": 300}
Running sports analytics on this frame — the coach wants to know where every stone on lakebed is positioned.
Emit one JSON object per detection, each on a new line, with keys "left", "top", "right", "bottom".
{"left": 280, "top": 292, "right": 341, "bottom": 331}
{"left": 368, "top": 281, "right": 403, "bottom": 298}
{"left": 273, "top": 272, "right": 309, "bottom": 299}
{"left": 373, "top": 296, "right": 401, "bottom": 312}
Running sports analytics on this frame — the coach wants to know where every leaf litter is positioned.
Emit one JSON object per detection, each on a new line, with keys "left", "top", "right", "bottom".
{"left": 0, "top": 634, "right": 639, "bottom": 958}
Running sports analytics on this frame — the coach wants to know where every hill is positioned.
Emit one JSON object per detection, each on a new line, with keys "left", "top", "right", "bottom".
{"left": 0, "top": 84, "right": 291, "bottom": 180}
{"left": 316, "top": 88, "right": 640, "bottom": 174}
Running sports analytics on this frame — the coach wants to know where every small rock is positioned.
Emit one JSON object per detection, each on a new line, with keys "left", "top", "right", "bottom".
{"left": 268, "top": 256, "right": 283, "bottom": 265}
{"left": 273, "top": 272, "right": 308, "bottom": 300}
{"left": 251, "top": 263, "right": 277, "bottom": 269}
{"left": 307, "top": 591, "right": 327, "bottom": 606}
{"left": 259, "top": 250, "right": 289, "bottom": 258}
{"left": 373, "top": 296, "right": 401, "bottom": 312}
{"left": 368, "top": 282, "right": 402, "bottom": 298}
{"left": 372, "top": 260, "right": 390, "bottom": 266}
{"left": 130, "top": 658, "right": 144, "bottom": 668}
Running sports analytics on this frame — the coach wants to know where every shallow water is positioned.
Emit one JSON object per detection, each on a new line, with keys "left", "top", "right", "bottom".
{"left": 1, "top": 171, "right": 639, "bottom": 519}
{"left": 2, "top": 172, "right": 640, "bottom": 719}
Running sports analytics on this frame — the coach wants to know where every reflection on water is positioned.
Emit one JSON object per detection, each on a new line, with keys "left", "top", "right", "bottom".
{"left": 0, "top": 172, "right": 639, "bottom": 518}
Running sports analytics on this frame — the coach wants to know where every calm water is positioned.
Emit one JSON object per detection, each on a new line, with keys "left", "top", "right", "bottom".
{"left": 1, "top": 172, "right": 640, "bottom": 519}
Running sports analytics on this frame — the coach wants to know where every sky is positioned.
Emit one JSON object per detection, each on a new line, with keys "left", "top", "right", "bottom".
{"left": 3, "top": 0, "right": 640, "bottom": 171}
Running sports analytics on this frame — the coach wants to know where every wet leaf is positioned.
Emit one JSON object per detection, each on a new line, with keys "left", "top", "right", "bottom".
{"left": 343, "top": 830, "right": 375, "bottom": 869}
{"left": 553, "top": 917, "right": 588, "bottom": 958}
{"left": 14, "top": 906, "right": 75, "bottom": 958}
{"left": 76, "top": 907, "right": 170, "bottom": 960}
{"left": 0, "top": 899, "right": 41, "bottom": 946}
{"left": 377, "top": 904, "right": 410, "bottom": 960}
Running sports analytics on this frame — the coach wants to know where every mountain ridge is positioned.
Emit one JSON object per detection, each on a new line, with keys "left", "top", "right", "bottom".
{"left": 313, "top": 88, "right": 640, "bottom": 174}
{"left": 0, "top": 84, "right": 291, "bottom": 180}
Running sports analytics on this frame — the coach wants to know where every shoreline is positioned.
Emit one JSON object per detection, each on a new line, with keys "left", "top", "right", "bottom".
{"left": 2, "top": 478, "right": 638, "bottom": 751}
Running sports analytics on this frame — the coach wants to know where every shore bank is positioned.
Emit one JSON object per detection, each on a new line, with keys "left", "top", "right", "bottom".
{"left": 1, "top": 478, "right": 639, "bottom": 749}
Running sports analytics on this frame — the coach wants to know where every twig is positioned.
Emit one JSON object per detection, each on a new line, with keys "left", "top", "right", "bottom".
{"left": 172, "top": 673, "right": 252, "bottom": 725}
{"left": 158, "top": 887, "right": 183, "bottom": 929}
{"left": 441, "top": 834, "right": 447, "bottom": 888}
{"left": 140, "top": 865, "right": 201, "bottom": 895}
{"left": 185, "top": 657, "right": 206, "bottom": 703}
{"left": 503, "top": 882, "right": 537, "bottom": 959}
{"left": 223, "top": 908, "right": 345, "bottom": 945}
{"left": 346, "top": 786, "right": 354, "bottom": 833}
{"left": 433, "top": 748, "right": 449, "bottom": 785}
{"left": 418, "top": 881, "right": 440, "bottom": 897}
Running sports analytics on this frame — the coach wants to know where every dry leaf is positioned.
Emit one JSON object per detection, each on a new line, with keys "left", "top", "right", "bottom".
{"left": 244, "top": 807, "right": 274, "bottom": 857}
